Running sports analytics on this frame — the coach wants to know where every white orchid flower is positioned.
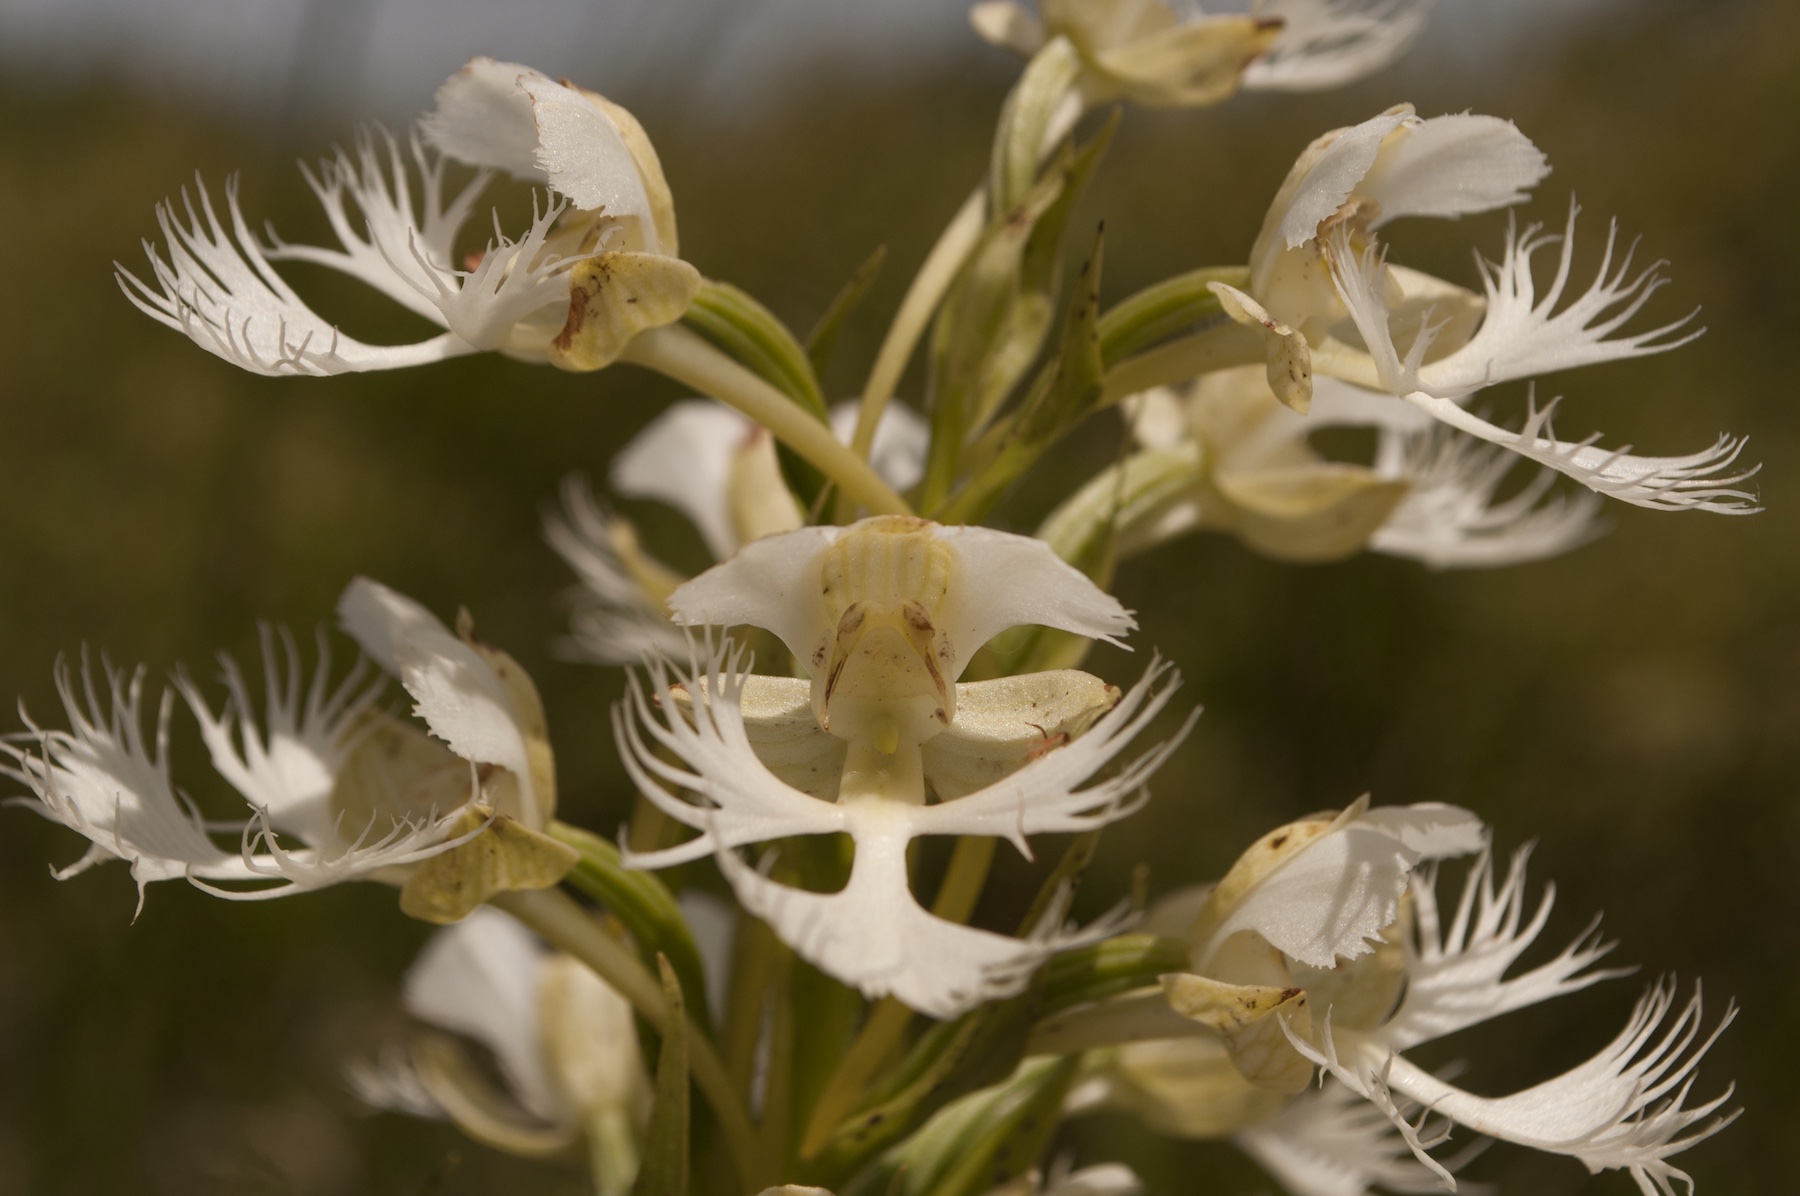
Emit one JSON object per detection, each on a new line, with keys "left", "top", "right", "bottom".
{"left": 616, "top": 517, "right": 1192, "bottom": 1017}
{"left": 545, "top": 399, "right": 930, "bottom": 665}
{"left": 1079, "top": 800, "right": 1736, "bottom": 1195}
{"left": 120, "top": 58, "right": 695, "bottom": 378}
{"left": 970, "top": 0, "right": 1430, "bottom": 108}
{"left": 1228, "top": 102, "right": 1756, "bottom": 513}
{"left": 351, "top": 907, "right": 650, "bottom": 1195}
{"left": 1086, "top": 370, "right": 1601, "bottom": 568}
{"left": 0, "top": 628, "right": 478, "bottom": 913}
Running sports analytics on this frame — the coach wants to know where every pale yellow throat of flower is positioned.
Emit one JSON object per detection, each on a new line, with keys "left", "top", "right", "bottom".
{"left": 813, "top": 516, "right": 959, "bottom": 800}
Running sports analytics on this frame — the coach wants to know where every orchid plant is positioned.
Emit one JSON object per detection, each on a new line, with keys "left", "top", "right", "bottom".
{"left": 4, "top": 2, "right": 1751, "bottom": 1194}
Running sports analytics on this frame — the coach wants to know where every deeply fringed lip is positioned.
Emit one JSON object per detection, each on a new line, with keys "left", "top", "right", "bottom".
{"left": 612, "top": 637, "right": 1192, "bottom": 1017}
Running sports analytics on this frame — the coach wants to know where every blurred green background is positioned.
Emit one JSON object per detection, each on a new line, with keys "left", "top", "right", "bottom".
{"left": 1, "top": 1, "right": 1795, "bottom": 1192}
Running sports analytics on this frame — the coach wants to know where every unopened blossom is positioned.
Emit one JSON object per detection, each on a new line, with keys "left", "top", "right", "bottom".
{"left": 1043, "top": 370, "right": 1601, "bottom": 568}
{"left": 970, "top": 0, "right": 1430, "bottom": 108}
{"left": 0, "top": 626, "right": 470, "bottom": 911}
{"left": 1066, "top": 800, "right": 1737, "bottom": 1195}
{"left": 546, "top": 399, "right": 928, "bottom": 664}
{"left": 352, "top": 907, "right": 650, "bottom": 1196}
{"left": 618, "top": 516, "right": 1193, "bottom": 1017}
{"left": 1222, "top": 103, "right": 1756, "bottom": 513}
{"left": 121, "top": 58, "right": 695, "bottom": 377}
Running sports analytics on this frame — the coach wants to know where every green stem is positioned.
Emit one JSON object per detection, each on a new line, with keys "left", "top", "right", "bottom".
{"left": 622, "top": 324, "right": 911, "bottom": 517}
{"left": 848, "top": 187, "right": 987, "bottom": 464}
{"left": 795, "top": 836, "right": 997, "bottom": 1158}
{"left": 1099, "top": 320, "right": 1264, "bottom": 407}
{"left": 848, "top": 69, "right": 1086, "bottom": 483}
{"left": 489, "top": 888, "right": 761, "bottom": 1190}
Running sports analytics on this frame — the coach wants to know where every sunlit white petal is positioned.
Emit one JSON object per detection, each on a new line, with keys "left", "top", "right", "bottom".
{"left": 616, "top": 639, "right": 1182, "bottom": 1016}
{"left": 117, "top": 177, "right": 475, "bottom": 377}
{"left": 1355, "top": 113, "right": 1548, "bottom": 226}
{"left": 1369, "top": 422, "right": 1605, "bottom": 569}
{"left": 337, "top": 577, "right": 547, "bottom": 825}
{"left": 666, "top": 520, "right": 1134, "bottom": 688}
{"left": 3, "top": 655, "right": 475, "bottom": 909}
{"left": 1202, "top": 801, "right": 1482, "bottom": 968}
{"left": 1236, "top": 1078, "right": 1466, "bottom": 1196}
{"left": 423, "top": 58, "right": 655, "bottom": 237}
{"left": 1381, "top": 845, "right": 1631, "bottom": 1051}
{"left": 176, "top": 625, "right": 381, "bottom": 846}
{"left": 1324, "top": 222, "right": 1758, "bottom": 512}
{"left": 262, "top": 129, "right": 485, "bottom": 326}
{"left": 1294, "top": 980, "right": 1738, "bottom": 1194}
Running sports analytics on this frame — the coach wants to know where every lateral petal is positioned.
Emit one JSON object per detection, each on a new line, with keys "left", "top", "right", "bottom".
{"left": 1357, "top": 112, "right": 1549, "bottom": 225}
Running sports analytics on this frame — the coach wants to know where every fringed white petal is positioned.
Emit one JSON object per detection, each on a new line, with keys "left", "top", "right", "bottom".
{"left": 1415, "top": 208, "right": 1701, "bottom": 396}
{"left": 3, "top": 658, "right": 256, "bottom": 906}
{"left": 1325, "top": 225, "right": 1759, "bottom": 513}
{"left": 616, "top": 639, "right": 1172, "bottom": 1017}
{"left": 1203, "top": 802, "right": 1482, "bottom": 968}
{"left": 176, "top": 625, "right": 382, "bottom": 847}
{"left": 1370, "top": 422, "right": 1605, "bottom": 569}
{"left": 4, "top": 655, "right": 477, "bottom": 908}
{"left": 404, "top": 907, "right": 565, "bottom": 1123}
{"left": 409, "top": 191, "right": 584, "bottom": 357}
{"left": 199, "top": 796, "right": 487, "bottom": 900}
{"left": 264, "top": 129, "right": 488, "bottom": 326}
{"left": 1243, "top": 0, "right": 1432, "bottom": 92}
{"left": 1407, "top": 391, "right": 1758, "bottom": 514}
{"left": 613, "top": 641, "right": 846, "bottom": 869}
{"left": 543, "top": 475, "right": 689, "bottom": 665}
{"left": 1381, "top": 845, "right": 1631, "bottom": 1051}
{"left": 1327, "top": 207, "right": 1701, "bottom": 397}
{"left": 1236, "top": 1078, "right": 1469, "bottom": 1196}
{"left": 118, "top": 176, "right": 475, "bottom": 376}
{"left": 1295, "top": 981, "right": 1738, "bottom": 1194}
{"left": 911, "top": 657, "right": 1191, "bottom": 855}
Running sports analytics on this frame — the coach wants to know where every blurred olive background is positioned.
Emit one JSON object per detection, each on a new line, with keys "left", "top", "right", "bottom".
{"left": 1, "top": 1, "right": 1795, "bottom": 1192}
